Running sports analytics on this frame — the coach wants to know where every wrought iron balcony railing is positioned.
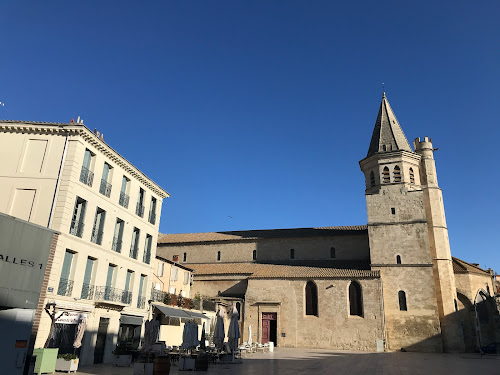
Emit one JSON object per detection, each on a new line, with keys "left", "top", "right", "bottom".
{"left": 148, "top": 210, "right": 156, "bottom": 225}
{"left": 69, "top": 220, "right": 84, "bottom": 238}
{"left": 112, "top": 237, "right": 122, "bottom": 253}
{"left": 130, "top": 245, "right": 139, "bottom": 259}
{"left": 80, "top": 166, "right": 94, "bottom": 187}
{"left": 99, "top": 179, "right": 112, "bottom": 198}
{"left": 136, "top": 203, "right": 145, "bottom": 218}
{"left": 119, "top": 192, "right": 129, "bottom": 208}
{"left": 150, "top": 289, "right": 166, "bottom": 303}
{"left": 81, "top": 283, "right": 95, "bottom": 300}
{"left": 91, "top": 228, "right": 103, "bottom": 245}
{"left": 94, "top": 286, "right": 132, "bottom": 304}
{"left": 57, "top": 278, "right": 74, "bottom": 297}
{"left": 137, "top": 296, "right": 146, "bottom": 309}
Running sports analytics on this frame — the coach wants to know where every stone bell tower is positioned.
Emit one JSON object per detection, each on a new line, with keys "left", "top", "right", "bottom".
{"left": 359, "top": 93, "right": 461, "bottom": 352}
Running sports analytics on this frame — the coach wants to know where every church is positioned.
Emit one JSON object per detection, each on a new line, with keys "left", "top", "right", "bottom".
{"left": 156, "top": 94, "right": 497, "bottom": 353}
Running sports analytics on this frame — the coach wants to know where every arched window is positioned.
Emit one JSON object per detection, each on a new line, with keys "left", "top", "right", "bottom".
{"left": 349, "top": 281, "right": 362, "bottom": 316}
{"left": 370, "top": 171, "right": 375, "bottom": 187}
{"left": 396, "top": 255, "right": 401, "bottom": 264}
{"left": 290, "top": 249, "right": 295, "bottom": 259}
{"left": 183, "top": 252, "right": 187, "bottom": 262}
{"left": 217, "top": 251, "right": 221, "bottom": 261}
{"left": 398, "top": 290, "right": 407, "bottom": 311}
{"left": 393, "top": 165, "right": 401, "bottom": 182}
{"left": 305, "top": 281, "right": 318, "bottom": 316}
{"left": 409, "top": 168, "right": 415, "bottom": 184}
{"left": 330, "top": 247, "right": 336, "bottom": 258}
{"left": 382, "top": 167, "right": 390, "bottom": 183}
{"left": 252, "top": 250, "right": 257, "bottom": 261}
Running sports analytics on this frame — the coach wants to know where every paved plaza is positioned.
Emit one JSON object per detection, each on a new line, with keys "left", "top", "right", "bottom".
{"left": 73, "top": 348, "right": 500, "bottom": 375}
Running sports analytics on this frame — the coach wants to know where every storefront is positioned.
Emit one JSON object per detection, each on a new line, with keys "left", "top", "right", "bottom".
{"left": 118, "top": 314, "right": 144, "bottom": 349}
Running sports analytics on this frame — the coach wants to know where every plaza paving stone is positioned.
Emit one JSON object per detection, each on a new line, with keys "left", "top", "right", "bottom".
{"left": 74, "top": 348, "right": 500, "bottom": 375}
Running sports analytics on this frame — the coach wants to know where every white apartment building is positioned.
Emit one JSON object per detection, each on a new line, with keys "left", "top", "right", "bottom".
{"left": 0, "top": 119, "right": 169, "bottom": 366}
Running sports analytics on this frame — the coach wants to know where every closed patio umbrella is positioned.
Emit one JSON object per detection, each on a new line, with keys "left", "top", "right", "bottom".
{"left": 200, "top": 322, "right": 206, "bottom": 350}
{"left": 227, "top": 305, "right": 240, "bottom": 353}
{"left": 73, "top": 315, "right": 87, "bottom": 349}
{"left": 247, "top": 324, "right": 252, "bottom": 346}
{"left": 213, "top": 307, "right": 225, "bottom": 351}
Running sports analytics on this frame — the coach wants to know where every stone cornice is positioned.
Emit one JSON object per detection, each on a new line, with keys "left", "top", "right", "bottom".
{"left": 0, "top": 121, "right": 169, "bottom": 199}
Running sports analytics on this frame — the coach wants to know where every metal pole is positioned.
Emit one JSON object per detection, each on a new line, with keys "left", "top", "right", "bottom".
{"left": 474, "top": 291, "right": 483, "bottom": 358}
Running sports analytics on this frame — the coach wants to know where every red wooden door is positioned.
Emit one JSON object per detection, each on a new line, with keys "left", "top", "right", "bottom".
{"left": 261, "top": 313, "right": 277, "bottom": 344}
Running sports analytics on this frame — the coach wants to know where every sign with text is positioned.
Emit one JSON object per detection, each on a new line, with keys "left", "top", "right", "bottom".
{"left": 55, "top": 312, "right": 87, "bottom": 325}
{"left": 0, "top": 213, "right": 55, "bottom": 308}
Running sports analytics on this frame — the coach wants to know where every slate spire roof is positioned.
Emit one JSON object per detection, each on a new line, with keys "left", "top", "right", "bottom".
{"left": 366, "top": 93, "right": 413, "bottom": 157}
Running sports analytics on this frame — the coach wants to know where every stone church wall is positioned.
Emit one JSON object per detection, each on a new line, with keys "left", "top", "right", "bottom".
{"left": 158, "top": 233, "right": 370, "bottom": 264}
{"left": 243, "top": 277, "right": 384, "bottom": 351}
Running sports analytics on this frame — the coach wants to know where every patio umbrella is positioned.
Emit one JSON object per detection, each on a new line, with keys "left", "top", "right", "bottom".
{"left": 247, "top": 324, "right": 252, "bottom": 346}
{"left": 73, "top": 315, "right": 87, "bottom": 349}
{"left": 143, "top": 319, "right": 159, "bottom": 351}
{"left": 200, "top": 322, "right": 206, "bottom": 350}
{"left": 227, "top": 305, "right": 240, "bottom": 353}
{"left": 213, "top": 307, "right": 225, "bottom": 350}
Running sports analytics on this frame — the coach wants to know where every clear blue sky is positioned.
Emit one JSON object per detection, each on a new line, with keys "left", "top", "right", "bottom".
{"left": 1, "top": 2, "right": 499, "bottom": 270}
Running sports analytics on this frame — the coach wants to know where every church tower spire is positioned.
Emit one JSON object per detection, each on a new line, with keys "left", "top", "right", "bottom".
{"left": 367, "top": 93, "right": 413, "bottom": 157}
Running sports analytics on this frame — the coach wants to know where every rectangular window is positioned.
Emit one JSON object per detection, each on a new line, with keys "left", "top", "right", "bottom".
{"left": 81, "top": 257, "right": 95, "bottom": 299}
{"left": 99, "top": 162, "right": 113, "bottom": 197}
{"left": 143, "top": 234, "right": 152, "bottom": 264}
{"left": 58, "top": 250, "right": 75, "bottom": 296}
{"left": 155, "top": 283, "right": 161, "bottom": 290}
{"left": 91, "top": 207, "right": 106, "bottom": 245}
{"left": 148, "top": 196, "right": 157, "bottom": 225}
{"left": 123, "top": 270, "right": 134, "bottom": 304}
{"left": 104, "top": 264, "right": 116, "bottom": 301}
{"left": 130, "top": 227, "right": 140, "bottom": 259}
{"left": 10, "top": 188, "right": 36, "bottom": 222}
{"left": 157, "top": 262, "right": 164, "bottom": 277}
{"left": 119, "top": 176, "right": 130, "bottom": 208}
{"left": 80, "top": 149, "right": 94, "bottom": 186}
{"left": 183, "top": 252, "right": 187, "bottom": 262}
{"left": 290, "top": 248, "right": 295, "bottom": 260}
{"left": 69, "top": 197, "right": 86, "bottom": 238}
{"left": 112, "top": 218, "right": 124, "bottom": 252}
{"left": 183, "top": 272, "right": 189, "bottom": 285}
{"left": 171, "top": 268, "right": 178, "bottom": 281}
{"left": 136, "top": 188, "right": 145, "bottom": 217}
{"left": 137, "top": 274, "right": 146, "bottom": 309}
{"left": 169, "top": 286, "right": 176, "bottom": 295}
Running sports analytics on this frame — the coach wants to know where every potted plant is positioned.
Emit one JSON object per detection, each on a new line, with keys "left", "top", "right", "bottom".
{"left": 55, "top": 353, "right": 79, "bottom": 372}
{"left": 113, "top": 345, "right": 133, "bottom": 367}
{"left": 133, "top": 352, "right": 156, "bottom": 375}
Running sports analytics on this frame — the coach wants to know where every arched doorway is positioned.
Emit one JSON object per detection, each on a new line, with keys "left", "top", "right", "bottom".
{"left": 456, "top": 292, "right": 475, "bottom": 352}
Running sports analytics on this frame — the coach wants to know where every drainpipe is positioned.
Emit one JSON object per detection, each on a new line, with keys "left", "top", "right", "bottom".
{"left": 47, "top": 130, "right": 69, "bottom": 228}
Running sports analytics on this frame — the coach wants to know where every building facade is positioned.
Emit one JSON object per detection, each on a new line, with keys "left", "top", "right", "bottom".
{"left": 0, "top": 120, "right": 169, "bottom": 365}
{"left": 156, "top": 94, "right": 497, "bottom": 353}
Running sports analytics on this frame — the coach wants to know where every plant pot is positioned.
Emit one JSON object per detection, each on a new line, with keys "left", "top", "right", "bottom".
{"left": 114, "top": 354, "right": 132, "bottom": 367}
{"left": 55, "top": 357, "right": 79, "bottom": 372}
{"left": 133, "top": 362, "right": 154, "bottom": 375}
{"left": 32, "top": 348, "right": 59, "bottom": 375}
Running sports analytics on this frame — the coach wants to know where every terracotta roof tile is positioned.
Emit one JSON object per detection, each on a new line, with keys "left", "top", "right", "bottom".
{"left": 186, "top": 262, "right": 379, "bottom": 279}
{"left": 158, "top": 225, "right": 368, "bottom": 244}
{"left": 452, "top": 257, "right": 491, "bottom": 276}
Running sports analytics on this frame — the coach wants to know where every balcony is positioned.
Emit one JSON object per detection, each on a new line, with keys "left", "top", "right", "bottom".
{"left": 94, "top": 286, "right": 132, "bottom": 305}
{"left": 150, "top": 288, "right": 195, "bottom": 309}
{"left": 137, "top": 296, "right": 146, "bottom": 309}
{"left": 136, "top": 203, "right": 145, "bottom": 218}
{"left": 80, "top": 166, "right": 94, "bottom": 187}
{"left": 57, "top": 278, "right": 74, "bottom": 297}
{"left": 81, "top": 283, "right": 95, "bottom": 300}
{"left": 112, "top": 237, "right": 122, "bottom": 253}
{"left": 130, "top": 244, "right": 139, "bottom": 260}
{"left": 99, "top": 179, "right": 112, "bottom": 198}
{"left": 119, "top": 192, "right": 129, "bottom": 208}
{"left": 69, "top": 220, "right": 84, "bottom": 238}
{"left": 148, "top": 210, "right": 156, "bottom": 225}
{"left": 91, "top": 228, "right": 103, "bottom": 245}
